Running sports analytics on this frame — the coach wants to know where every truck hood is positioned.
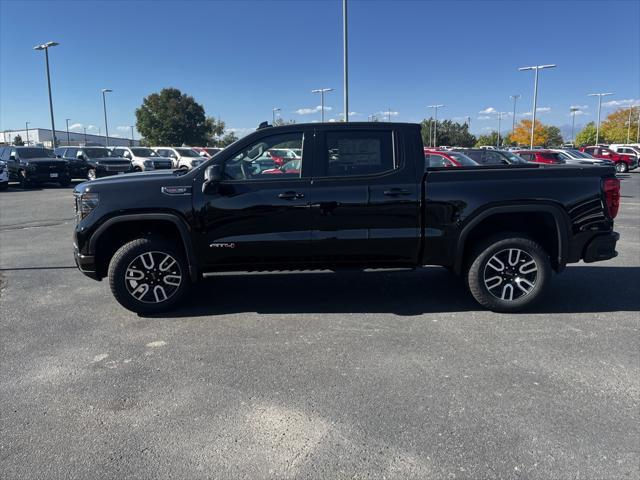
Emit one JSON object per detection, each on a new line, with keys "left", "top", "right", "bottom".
{"left": 74, "top": 169, "right": 186, "bottom": 193}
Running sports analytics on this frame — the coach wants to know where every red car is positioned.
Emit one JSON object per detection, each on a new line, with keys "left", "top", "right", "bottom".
{"left": 262, "top": 159, "right": 302, "bottom": 175}
{"left": 579, "top": 146, "right": 638, "bottom": 173}
{"left": 515, "top": 150, "right": 566, "bottom": 165}
{"left": 424, "top": 149, "right": 478, "bottom": 167}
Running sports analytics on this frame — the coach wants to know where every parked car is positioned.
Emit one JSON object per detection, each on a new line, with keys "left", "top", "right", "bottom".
{"left": 152, "top": 147, "right": 206, "bottom": 169}
{"left": 72, "top": 122, "right": 620, "bottom": 315}
{"left": 608, "top": 144, "right": 640, "bottom": 159}
{"left": 0, "top": 146, "right": 70, "bottom": 188}
{"left": 579, "top": 146, "right": 638, "bottom": 173}
{"left": 110, "top": 147, "right": 173, "bottom": 172}
{"left": 424, "top": 149, "right": 478, "bottom": 167}
{"left": 456, "top": 149, "right": 529, "bottom": 165}
{"left": 58, "top": 146, "right": 133, "bottom": 180}
{"left": 192, "top": 147, "right": 224, "bottom": 158}
{"left": 515, "top": 150, "right": 567, "bottom": 165}
{"left": 262, "top": 158, "right": 302, "bottom": 175}
{"left": 0, "top": 159, "right": 9, "bottom": 190}
{"left": 551, "top": 149, "right": 612, "bottom": 166}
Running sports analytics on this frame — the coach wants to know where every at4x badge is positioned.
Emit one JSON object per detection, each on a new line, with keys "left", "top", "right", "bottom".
{"left": 209, "top": 243, "right": 236, "bottom": 249}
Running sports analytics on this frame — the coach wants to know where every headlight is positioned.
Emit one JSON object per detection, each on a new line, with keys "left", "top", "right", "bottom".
{"left": 74, "top": 192, "right": 99, "bottom": 221}
{"left": 144, "top": 160, "right": 154, "bottom": 167}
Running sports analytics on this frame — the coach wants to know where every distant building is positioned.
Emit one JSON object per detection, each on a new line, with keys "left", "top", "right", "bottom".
{"left": 0, "top": 127, "right": 140, "bottom": 148}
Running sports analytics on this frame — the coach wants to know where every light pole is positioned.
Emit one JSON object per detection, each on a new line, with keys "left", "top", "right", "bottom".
{"left": 83, "top": 127, "right": 87, "bottom": 144}
{"left": 387, "top": 107, "right": 392, "bottom": 122}
{"left": 510, "top": 94, "right": 520, "bottom": 135}
{"left": 65, "top": 118, "right": 71, "bottom": 145}
{"left": 130, "top": 126, "right": 135, "bottom": 146}
{"left": 272, "top": 107, "right": 281, "bottom": 125}
{"left": 311, "top": 88, "right": 333, "bottom": 123}
{"left": 570, "top": 107, "right": 579, "bottom": 144}
{"left": 343, "top": 0, "right": 349, "bottom": 122}
{"left": 466, "top": 116, "right": 471, "bottom": 128}
{"left": 626, "top": 106, "right": 636, "bottom": 144}
{"left": 637, "top": 109, "right": 640, "bottom": 143}
{"left": 25, "top": 122, "right": 30, "bottom": 145}
{"left": 427, "top": 105, "right": 444, "bottom": 148}
{"left": 587, "top": 92, "right": 612, "bottom": 145}
{"left": 101, "top": 88, "right": 113, "bottom": 147}
{"left": 497, "top": 112, "right": 507, "bottom": 147}
{"left": 518, "top": 64, "right": 556, "bottom": 148}
{"left": 33, "top": 41, "right": 59, "bottom": 149}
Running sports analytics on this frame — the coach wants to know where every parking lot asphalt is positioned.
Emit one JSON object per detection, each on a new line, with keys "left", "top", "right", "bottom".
{"left": 1, "top": 173, "right": 639, "bottom": 480}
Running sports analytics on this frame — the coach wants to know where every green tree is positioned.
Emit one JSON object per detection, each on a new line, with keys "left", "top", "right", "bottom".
{"left": 543, "top": 125, "right": 563, "bottom": 147}
{"left": 135, "top": 88, "right": 215, "bottom": 146}
{"left": 420, "top": 119, "right": 476, "bottom": 147}
{"left": 13, "top": 134, "right": 24, "bottom": 146}
{"left": 575, "top": 122, "right": 598, "bottom": 146}
{"left": 218, "top": 131, "right": 238, "bottom": 147}
{"left": 475, "top": 131, "right": 499, "bottom": 147}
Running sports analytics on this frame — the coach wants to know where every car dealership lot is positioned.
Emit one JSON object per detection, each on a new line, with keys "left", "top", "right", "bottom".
{"left": 1, "top": 175, "right": 638, "bottom": 479}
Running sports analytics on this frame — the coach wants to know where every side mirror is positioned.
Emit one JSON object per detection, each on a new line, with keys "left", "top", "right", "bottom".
{"left": 9, "top": 155, "right": 16, "bottom": 161}
{"left": 202, "top": 164, "right": 223, "bottom": 193}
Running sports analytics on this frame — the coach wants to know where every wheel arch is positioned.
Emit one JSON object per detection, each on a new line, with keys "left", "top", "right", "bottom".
{"left": 89, "top": 213, "right": 198, "bottom": 282}
{"left": 454, "top": 203, "right": 570, "bottom": 275}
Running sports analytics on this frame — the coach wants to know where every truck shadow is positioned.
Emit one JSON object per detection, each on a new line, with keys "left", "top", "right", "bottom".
{"left": 156, "top": 265, "right": 640, "bottom": 317}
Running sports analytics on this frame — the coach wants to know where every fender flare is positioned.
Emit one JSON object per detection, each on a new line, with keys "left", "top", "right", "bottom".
{"left": 454, "top": 203, "right": 570, "bottom": 274}
{"left": 89, "top": 213, "right": 199, "bottom": 282}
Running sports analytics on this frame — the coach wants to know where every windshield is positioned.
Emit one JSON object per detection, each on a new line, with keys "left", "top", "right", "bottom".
{"left": 448, "top": 152, "right": 478, "bottom": 166}
{"left": 499, "top": 151, "right": 528, "bottom": 164}
{"left": 84, "top": 148, "right": 110, "bottom": 158}
{"left": 17, "top": 148, "right": 54, "bottom": 159}
{"left": 131, "top": 148, "right": 157, "bottom": 157}
{"left": 176, "top": 148, "right": 200, "bottom": 157}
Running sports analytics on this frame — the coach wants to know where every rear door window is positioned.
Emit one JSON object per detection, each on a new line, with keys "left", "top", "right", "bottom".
{"left": 319, "top": 130, "right": 395, "bottom": 177}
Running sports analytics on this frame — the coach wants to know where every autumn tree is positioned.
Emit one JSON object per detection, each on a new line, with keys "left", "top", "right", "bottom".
{"left": 600, "top": 107, "right": 640, "bottom": 143}
{"left": 575, "top": 122, "right": 598, "bottom": 146}
{"left": 510, "top": 119, "right": 548, "bottom": 146}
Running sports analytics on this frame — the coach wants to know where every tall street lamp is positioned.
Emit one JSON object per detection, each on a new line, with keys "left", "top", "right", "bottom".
{"left": 130, "top": 126, "right": 135, "bottom": 146}
{"left": 518, "top": 64, "right": 556, "bottom": 148}
{"left": 33, "top": 41, "right": 59, "bottom": 149}
{"left": 427, "top": 105, "right": 444, "bottom": 147}
{"left": 272, "top": 107, "right": 281, "bottom": 125}
{"left": 587, "top": 92, "right": 612, "bottom": 145}
{"left": 25, "top": 122, "right": 30, "bottom": 145}
{"left": 343, "top": 0, "right": 349, "bottom": 122}
{"left": 101, "top": 88, "right": 113, "bottom": 147}
{"left": 510, "top": 94, "right": 521, "bottom": 135}
{"left": 570, "top": 107, "right": 580, "bottom": 144}
{"left": 626, "top": 105, "right": 637, "bottom": 144}
{"left": 83, "top": 127, "right": 87, "bottom": 144}
{"left": 65, "top": 118, "right": 71, "bottom": 145}
{"left": 497, "top": 112, "right": 507, "bottom": 147}
{"left": 637, "top": 109, "right": 640, "bottom": 143}
{"left": 311, "top": 88, "right": 333, "bottom": 122}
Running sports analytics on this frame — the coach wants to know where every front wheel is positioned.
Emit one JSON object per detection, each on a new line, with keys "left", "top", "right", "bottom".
{"left": 19, "top": 170, "right": 30, "bottom": 189}
{"left": 466, "top": 235, "right": 551, "bottom": 312}
{"left": 108, "top": 237, "right": 190, "bottom": 314}
{"left": 615, "top": 162, "right": 628, "bottom": 173}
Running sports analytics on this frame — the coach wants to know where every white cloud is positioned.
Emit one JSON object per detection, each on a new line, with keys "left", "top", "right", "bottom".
{"left": 116, "top": 125, "right": 130, "bottom": 132}
{"left": 294, "top": 105, "right": 332, "bottom": 115}
{"left": 69, "top": 123, "right": 83, "bottom": 130}
{"left": 479, "top": 107, "right": 497, "bottom": 115}
{"left": 338, "top": 111, "right": 360, "bottom": 117}
{"left": 378, "top": 110, "right": 399, "bottom": 117}
{"left": 227, "top": 127, "right": 253, "bottom": 137}
{"left": 521, "top": 107, "right": 551, "bottom": 117}
{"left": 570, "top": 110, "right": 588, "bottom": 116}
{"left": 477, "top": 116, "right": 492, "bottom": 120}
{"left": 87, "top": 125, "right": 96, "bottom": 131}
{"left": 570, "top": 104, "right": 588, "bottom": 110}
{"left": 602, "top": 98, "right": 640, "bottom": 108}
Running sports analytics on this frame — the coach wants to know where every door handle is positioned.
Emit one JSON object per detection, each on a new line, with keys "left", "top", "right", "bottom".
{"left": 383, "top": 188, "right": 411, "bottom": 196}
{"left": 278, "top": 191, "right": 305, "bottom": 200}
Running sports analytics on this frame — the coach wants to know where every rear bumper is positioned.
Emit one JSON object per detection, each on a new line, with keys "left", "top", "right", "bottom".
{"left": 583, "top": 231, "right": 619, "bottom": 263}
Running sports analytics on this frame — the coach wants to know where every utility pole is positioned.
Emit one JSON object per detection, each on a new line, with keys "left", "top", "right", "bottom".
{"left": 587, "top": 92, "right": 613, "bottom": 145}
{"left": 570, "top": 107, "right": 579, "bottom": 144}
{"left": 427, "top": 105, "right": 444, "bottom": 148}
{"left": 130, "top": 126, "right": 135, "bottom": 146}
{"left": 25, "top": 122, "right": 30, "bottom": 145}
{"left": 343, "top": 0, "right": 349, "bottom": 122}
{"left": 510, "top": 94, "right": 520, "bottom": 135}
{"left": 83, "top": 127, "right": 87, "bottom": 144}
{"left": 311, "top": 88, "right": 333, "bottom": 123}
{"left": 66, "top": 118, "right": 71, "bottom": 145}
{"left": 519, "top": 64, "right": 556, "bottom": 148}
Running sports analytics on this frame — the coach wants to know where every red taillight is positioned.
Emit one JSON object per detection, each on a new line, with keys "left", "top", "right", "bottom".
{"left": 603, "top": 177, "right": 620, "bottom": 219}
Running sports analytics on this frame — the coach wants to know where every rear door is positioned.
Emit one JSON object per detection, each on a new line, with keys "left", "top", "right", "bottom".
{"left": 195, "top": 129, "right": 313, "bottom": 268}
{"left": 309, "top": 126, "right": 420, "bottom": 265}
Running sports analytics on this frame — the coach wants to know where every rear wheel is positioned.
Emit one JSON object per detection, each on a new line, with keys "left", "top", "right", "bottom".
{"left": 466, "top": 234, "right": 551, "bottom": 312}
{"left": 615, "top": 162, "right": 628, "bottom": 173}
{"left": 108, "top": 237, "right": 189, "bottom": 314}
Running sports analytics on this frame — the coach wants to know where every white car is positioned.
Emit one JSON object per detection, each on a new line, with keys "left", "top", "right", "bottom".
{"left": 0, "top": 160, "right": 8, "bottom": 190}
{"left": 111, "top": 147, "right": 173, "bottom": 172}
{"left": 550, "top": 149, "right": 612, "bottom": 166}
{"left": 609, "top": 144, "right": 640, "bottom": 159}
{"left": 152, "top": 147, "right": 206, "bottom": 170}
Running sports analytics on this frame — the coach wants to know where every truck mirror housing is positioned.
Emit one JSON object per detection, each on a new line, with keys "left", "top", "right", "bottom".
{"left": 203, "top": 164, "right": 222, "bottom": 193}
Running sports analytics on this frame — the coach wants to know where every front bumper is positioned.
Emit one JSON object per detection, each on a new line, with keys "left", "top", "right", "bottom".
{"left": 26, "top": 171, "right": 71, "bottom": 183}
{"left": 74, "top": 243, "right": 100, "bottom": 280}
{"left": 95, "top": 166, "right": 134, "bottom": 178}
{"left": 583, "top": 231, "right": 619, "bottom": 263}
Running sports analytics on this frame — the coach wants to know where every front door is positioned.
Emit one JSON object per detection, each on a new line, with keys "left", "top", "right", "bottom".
{"left": 195, "top": 129, "right": 313, "bottom": 268}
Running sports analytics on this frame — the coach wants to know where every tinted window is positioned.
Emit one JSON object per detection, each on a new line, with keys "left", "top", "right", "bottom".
{"left": 16, "top": 148, "right": 53, "bottom": 159}
{"left": 425, "top": 154, "right": 448, "bottom": 168}
{"left": 483, "top": 151, "right": 506, "bottom": 165}
{"left": 131, "top": 148, "right": 157, "bottom": 157}
{"left": 322, "top": 131, "right": 394, "bottom": 177}
{"left": 64, "top": 148, "right": 78, "bottom": 158}
{"left": 0, "top": 147, "right": 9, "bottom": 161}
{"left": 225, "top": 132, "right": 304, "bottom": 180}
{"left": 83, "top": 148, "right": 110, "bottom": 158}
{"left": 448, "top": 152, "right": 477, "bottom": 166}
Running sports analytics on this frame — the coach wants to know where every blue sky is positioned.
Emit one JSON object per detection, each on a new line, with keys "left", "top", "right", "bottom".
{"left": 1, "top": 0, "right": 639, "bottom": 139}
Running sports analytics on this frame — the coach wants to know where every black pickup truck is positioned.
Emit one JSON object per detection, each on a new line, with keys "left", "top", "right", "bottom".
{"left": 72, "top": 122, "right": 620, "bottom": 314}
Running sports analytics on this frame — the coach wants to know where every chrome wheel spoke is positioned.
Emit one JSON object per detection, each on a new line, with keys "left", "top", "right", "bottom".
{"left": 515, "top": 277, "right": 535, "bottom": 294}
{"left": 485, "top": 275, "right": 503, "bottom": 289}
{"left": 519, "top": 260, "right": 537, "bottom": 274}
{"left": 125, "top": 251, "right": 182, "bottom": 304}
{"left": 486, "top": 256, "right": 505, "bottom": 272}
{"left": 501, "top": 283, "right": 514, "bottom": 301}
{"left": 484, "top": 248, "right": 538, "bottom": 302}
